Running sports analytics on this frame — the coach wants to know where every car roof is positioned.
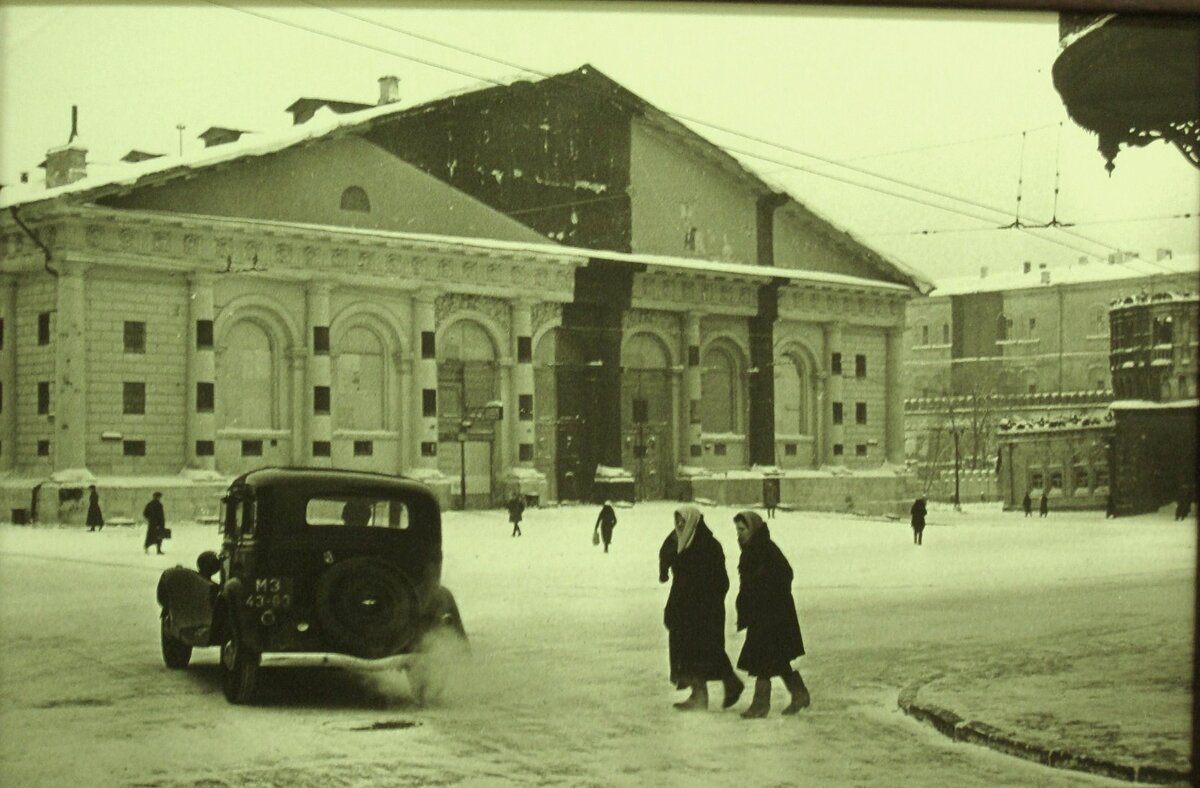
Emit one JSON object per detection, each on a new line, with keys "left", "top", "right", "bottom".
{"left": 231, "top": 467, "right": 436, "bottom": 499}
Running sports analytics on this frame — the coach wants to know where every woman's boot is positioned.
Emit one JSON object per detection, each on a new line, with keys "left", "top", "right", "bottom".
{"left": 781, "top": 670, "right": 811, "bottom": 714}
{"left": 740, "top": 678, "right": 771, "bottom": 718}
{"left": 673, "top": 680, "right": 708, "bottom": 711}
{"left": 721, "top": 673, "right": 745, "bottom": 709}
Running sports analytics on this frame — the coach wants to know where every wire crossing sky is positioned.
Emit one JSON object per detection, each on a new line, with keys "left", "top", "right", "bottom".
{"left": 1, "top": 1, "right": 1196, "bottom": 284}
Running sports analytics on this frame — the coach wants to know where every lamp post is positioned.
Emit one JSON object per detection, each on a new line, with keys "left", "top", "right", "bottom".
{"left": 952, "top": 427, "right": 963, "bottom": 510}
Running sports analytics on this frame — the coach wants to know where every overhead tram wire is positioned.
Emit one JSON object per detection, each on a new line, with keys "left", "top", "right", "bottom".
{"left": 862, "top": 212, "right": 1199, "bottom": 237}
{"left": 208, "top": 0, "right": 1185, "bottom": 278}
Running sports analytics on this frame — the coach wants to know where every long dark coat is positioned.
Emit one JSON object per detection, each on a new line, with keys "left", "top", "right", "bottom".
{"left": 86, "top": 490, "right": 104, "bottom": 529}
{"left": 1039, "top": 493, "right": 1049, "bottom": 515}
{"left": 143, "top": 498, "right": 166, "bottom": 547}
{"left": 662, "top": 522, "right": 734, "bottom": 686}
{"left": 506, "top": 496, "right": 525, "bottom": 524}
{"left": 910, "top": 498, "right": 927, "bottom": 532}
{"left": 595, "top": 504, "right": 617, "bottom": 545}
{"left": 735, "top": 525, "right": 804, "bottom": 678}
{"left": 1022, "top": 493, "right": 1032, "bottom": 515}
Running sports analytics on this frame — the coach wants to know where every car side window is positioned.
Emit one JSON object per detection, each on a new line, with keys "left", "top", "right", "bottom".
{"left": 240, "top": 499, "right": 256, "bottom": 538}
{"left": 305, "top": 496, "right": 408, "bottom": 529}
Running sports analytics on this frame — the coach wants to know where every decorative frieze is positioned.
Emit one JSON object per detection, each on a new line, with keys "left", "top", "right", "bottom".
{"left": 531, "top": 302, "right": 562, "bottom": 335}
{"left": 435, "top": 292, "right": 512, "bottom": 337}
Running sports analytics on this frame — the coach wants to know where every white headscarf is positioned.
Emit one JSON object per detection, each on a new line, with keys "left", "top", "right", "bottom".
{"left": 673, "top": 505, "right": 703, "bottom": 553}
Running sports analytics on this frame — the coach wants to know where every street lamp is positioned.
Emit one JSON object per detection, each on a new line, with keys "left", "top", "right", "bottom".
{"left": 952, "top": 426, "right": 963, "bottom": 510}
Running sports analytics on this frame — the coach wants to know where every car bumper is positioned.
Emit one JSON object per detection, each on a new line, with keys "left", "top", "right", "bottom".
{"left": 258, "top": 652, "right": 418, "bottom": 671}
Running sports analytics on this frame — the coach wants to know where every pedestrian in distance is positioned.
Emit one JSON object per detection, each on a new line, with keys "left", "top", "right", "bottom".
{"left": 660, "top": 504, "right": 744, "bottom": 712}
{"left": 910, "top": 497, "right": 927, "bottom": 546}
{"left": 1174, "top": 487, "right": 1191, "bottom": 521}
{"left": 86, "top": 485, "right": 104, "bottom": 532}
{"left": 1105, "top": 494, "right": 1117, "bottom": 519}
{"left": 506, "top": 492, "right": 525, "bottom": 537}
{"left": 733, "top": 511, "right": 809, "bottom": 718}
{"left": 1022, "top": 491, "right": 1033, "bottom": 517}
{"left": 763, "top": 483, "right": 779, "bottom": 520}
{"left": 594, "top": 500, "right": 617, "bottom": 553}
{"left": 1039, "top": 490, "right": 1049, "bottom": 518}
{"left": 143, "top": 491, "right": 167, "bottom": 554}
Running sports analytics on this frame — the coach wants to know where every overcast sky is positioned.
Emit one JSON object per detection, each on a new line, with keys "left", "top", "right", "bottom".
{"left": 1, "top": 1, "right": 1196, "bottom": 284}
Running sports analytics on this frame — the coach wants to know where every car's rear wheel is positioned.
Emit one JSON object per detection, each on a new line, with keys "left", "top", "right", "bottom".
{"left": 221, "top": 623, "right": 259, "bottom": 704}
{"left": 314, "top": 557, "right": 419, "bottom": 659}
{"left": 160, "top": 618, "right": 193, "bottom": 669}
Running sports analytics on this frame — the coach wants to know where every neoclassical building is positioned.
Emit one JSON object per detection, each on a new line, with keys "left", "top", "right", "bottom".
{"left": 0, "top": 68, "right": 924, "bottom": 521}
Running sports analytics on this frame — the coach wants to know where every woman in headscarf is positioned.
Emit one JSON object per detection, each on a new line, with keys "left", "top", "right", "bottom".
{"left": 660, "top": 505, "right": 743, "bottom": 711}
{"left": 733, "top": 510, "right": 810, "bottom": 718}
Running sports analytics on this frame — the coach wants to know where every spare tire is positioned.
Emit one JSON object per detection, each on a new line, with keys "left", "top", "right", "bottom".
{"left": 314, "top": 557, "right": 419, "bottom": 659}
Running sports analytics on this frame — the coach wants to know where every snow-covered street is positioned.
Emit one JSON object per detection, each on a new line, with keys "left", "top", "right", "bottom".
{"left": 0, "top": 502, "right": 1192, "bottom": 787}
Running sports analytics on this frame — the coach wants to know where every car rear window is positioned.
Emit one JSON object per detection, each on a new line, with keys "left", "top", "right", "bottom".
{"left": 305, "top": 496, "right": 410, "bottom": 530}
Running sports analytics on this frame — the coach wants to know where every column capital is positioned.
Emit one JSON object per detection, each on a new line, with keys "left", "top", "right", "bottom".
{"left": 306, "top": 278, "right": 333, "bottom": 297}
{"left": 188, "top": 271, "right": 217, "bottom": 289}
{"left": 414, "top": 288, "right": 440, "bottom": 305}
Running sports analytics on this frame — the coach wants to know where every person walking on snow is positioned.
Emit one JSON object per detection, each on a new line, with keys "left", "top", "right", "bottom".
{"left": 1039, "top": 490, "right": 1049, "bottom": 518}
{"left": 733, "top": 511, "right": 810, "bottom": 717}
{"left": 143, "top": 491, "right": 167, "bottom": 554}
{"left": 1022, "top": 491, "right": 1033, "bottom": 517}
{"left": 660, "top": 505, "right": 744, "bottom": 712}
{"left": 594, "top": 500, "right": 617, "bottom": 553}
{"left": 506, "top": 492, "right": 526, "bottom": 537}
{"left": 910, "top": 497, "right": 927, "bottom": 546}
{"left": 86, "top": 485, "right": 104, "bottom": 532}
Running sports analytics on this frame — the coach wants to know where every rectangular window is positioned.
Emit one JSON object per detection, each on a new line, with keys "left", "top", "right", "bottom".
{"left": 421, "top": 331, "right": 436, "bottom": 359}
{"left": 1049, "top": 471, "right": 1063, "bottom": 490}
{"left": 37, "top": 381, "right": 50, "bottom": 415}
{"left": 124, "top": 321, "right": 146, "bottom": 353}
{"left": 690, "top": 444, "right": 702, "bottom": 458}
{"left": 123, "top": 440, "right": 146, "bottom": 457}
{"left": 353, "top": 440, "right": 373, "bottom": 457}
{"left": 196, "top": 319, "right": 214, "bottom": 349}
{"left": 0, "top": 317, "right": 5, "bottom": 349}
{"left": 832, "top": 402, "right": 843, "bottom": 425}
{"left": 518, "top": 443, "right": 534, "bottom": 462}
{"left": 688, "top": 345, "right": 701, "bottom": 367}
{"left": 195, "top": 440, "right": 215, "bottom": 457}
{"left": 713, "top": 443, "right": 727, "bottom": 456}
{"left": 37, "top": 312, "right": 50, "bottom": 345}
{"left": 942, "top": 324, "right": 950, "bottom": 344}
{"left": 855, "top": 402, "right": 868, "bottom": 424}
{"left": 855, "top": 354, "right": 867, "bottom": 377}
{"left": 1028, "top": 317, "right": 1037, "bottom": 335}
{"left": 833, "top": 443, "right": 844, "bottom": 456}
{"left": 313, "top": 326, "right": 330, "bottom": 354}
{"left": 784, "top": 443, "right": 798, "bottom": 457}
{"left": 314, "top": 385, "right": 331, "bottom": 414}
{"left": 420, "top": 441, "right": 438, "bottom": 457}
{"left": 196, "top": 382, "right": 215, "bottom": 412}
{"left": 855, "top": 444, "right": 867, "bottom": 457}
{"left": 831, "top": 352, "right": 842, "bottom": 375}
{"left": 518, "top": 394, "right": 533, "bottom": 421}
{"left": 37, "top": 439, "right": 50, "bottom": 457}
{"left": 123, "top": 382, "right": 146, "bottom": 415}
{"left": 921, "top": 325, "right": 929, "bottom": 345}
{"left": 422, "top": 388, "right": 437, "bottom": 418}
{"left": 241, "top": 440, "right": 263, "bottom": 457}
{"left": 1030, "top": 471, "right": 1044, "bottom": 489}
{"left": 312, "top": 441, "right": 331, "bottom": 458}
{"left": 517, "top": 336, "right": 532, "bottom": 364}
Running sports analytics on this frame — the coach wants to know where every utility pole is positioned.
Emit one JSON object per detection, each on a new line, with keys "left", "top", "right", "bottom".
{"left": 176, "top": 123, "right": 185, "bottom": 156}
{"left": 953, "top": 427, "right": 962, "bottom": 510}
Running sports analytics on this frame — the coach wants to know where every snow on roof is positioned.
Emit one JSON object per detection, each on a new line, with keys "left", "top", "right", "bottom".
{"left": 928, "top": 254, "right": 1200, "bottom": 296}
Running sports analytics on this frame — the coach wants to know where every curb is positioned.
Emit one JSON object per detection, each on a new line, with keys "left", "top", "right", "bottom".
{"left": 897, "top": 678, "right": 1192, "bottom": 785}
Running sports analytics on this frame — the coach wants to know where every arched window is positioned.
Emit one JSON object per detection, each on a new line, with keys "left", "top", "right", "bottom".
{"left": 774, "top": 354, "right": 810, "bottom": 436}
{"left": 439, "top": 320, "right": 497, "bottom": 419}
{"left": 997, "top": 313, "right": 1010, "bottom": 341}
{"left": 941, "top": 323, "right": 950, "bottom": 345}
{"left": 340, "top": 186, "right": 370, "bottom": 213}
{"left": 221, "top": 321, "right": 275, "bottom": 428}
{"left": 335, "top": 326, "right": 385, "bottom": 430}
{"left": 701, "top": 345, "right": 739, "bottom": 434}
{"left": 920, "top": 325, "right": 929, "bottom": 346}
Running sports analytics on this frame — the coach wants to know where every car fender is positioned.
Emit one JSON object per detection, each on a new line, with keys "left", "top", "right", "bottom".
{"left": 219, "top": 576, "right": 265, "bottom": 653}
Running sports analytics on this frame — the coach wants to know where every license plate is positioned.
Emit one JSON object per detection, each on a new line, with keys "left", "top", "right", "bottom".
{"left": 244, "top": 577, "right": 293, "bottom": 609}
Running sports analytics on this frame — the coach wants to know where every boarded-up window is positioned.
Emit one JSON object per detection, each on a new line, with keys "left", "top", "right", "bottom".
{"left": 336, "top": 326, "right": 385, "bottom": 430}
{"left": 701, "top": 345, "right": 738, "bottom": 434}
{"left": 222, "top": 321, "right": 275, "bottom": 429}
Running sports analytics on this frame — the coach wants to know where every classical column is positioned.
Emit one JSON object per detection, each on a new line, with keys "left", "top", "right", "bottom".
{"left": 885, "top": 325, "right": 906, "bottom": 465}
{"left": 306, "top": 280, "right": 332, "bottom": 467}
{"left": 395, "top": 353, "right": 412, "bottom": 472}
{"left": 185, "top": 273, "right": 216, "bottom": 472}
{"left": 680, "top": 312, "right": 703, "bottom": 466}
{"left": 411, "top": 290, "right": 440, "bottom": 476}
{"left": 53, "top": 260, "right": 89, "bottom": 476}
{"left": 823, "top": 321, "right": 844, "bottom": 466}
{"left": 510, "top": 301, "right": 535, "bottom": 470}
{"left": 288, "top": 349, "right": 308, "bottom": 465}
{"left": 0, "top": 276, "right": 16, "bottom": 472}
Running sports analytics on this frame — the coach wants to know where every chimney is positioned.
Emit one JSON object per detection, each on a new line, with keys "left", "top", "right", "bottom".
{"left": 980, "top": 266, "right": 988, "bottom": 279}
{"left": 1022, "top": 261, "right": 1032, "bottom": 274}
{"left": 1041, "top": 270, "right": 1051, "bottom": 285}
{"left": 1156, "top": 248, "right": 1173, "bottom": 261}
{"left": 378, "top": 75, "right": 400, "bottom": 105}
{"left": 44, "top": 105, "right": 87, "bottom": 188}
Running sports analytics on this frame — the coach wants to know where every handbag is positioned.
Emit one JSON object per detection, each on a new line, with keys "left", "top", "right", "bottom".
{"left": 592, "top": 530, "right": 600, "bottom": 546}
{"left": 161, "top": 527, "right": 173, "bottom": 540}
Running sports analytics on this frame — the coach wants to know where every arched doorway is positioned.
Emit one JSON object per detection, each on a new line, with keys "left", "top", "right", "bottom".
{"left": 700, "top": 339, "right": 746, "bottom": 467}
{"left": 438, "top": 319, "right": 499, "bottom": 508}
{"left": 622, "top": 333, "right": 673, "bottom": 500}
{"left": 217, "top": 318, "right": 290, "bottom": 473}
{"left": 774, "top": 347, "right": 818, "bottom": 467}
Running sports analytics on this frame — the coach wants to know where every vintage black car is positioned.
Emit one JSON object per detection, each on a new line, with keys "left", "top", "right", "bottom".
{"left": 156, "top": 467, "right": 466, "bottom": 704}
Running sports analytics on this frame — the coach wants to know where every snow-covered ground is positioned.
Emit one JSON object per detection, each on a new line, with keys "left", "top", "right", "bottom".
{"left": 0, "top": 502, "right": 1192, "bottom": 786}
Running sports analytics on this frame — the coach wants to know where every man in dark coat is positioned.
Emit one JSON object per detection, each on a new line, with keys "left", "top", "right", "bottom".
{"left": 1022, "top": 491, "right": 1033, "bottom": 517}
{"left": 1106, "top": 494, "right": 1117, "bottom": 519}
{"left": 660, "top": 505, "right": 743, "bottom": 711}
{"left": 594, "top": 501, "right": 617, "bottom": 553}
{"left": 506, "top": 493, "right": 525, "bottom": 537}
{"left": 1039, "top": 491, "right": 1049, "bottom": 518}
{"left": 910, "top": 497, "right": 927, "bottom": 546}
{"left": 143, "top": 491, "right": 167, "bottom": 554}
{"left": 734, "top": 511, "right": 809, "bottom": 717}
{"left": 86, "top": 485, "right": 104, "bottom": 531}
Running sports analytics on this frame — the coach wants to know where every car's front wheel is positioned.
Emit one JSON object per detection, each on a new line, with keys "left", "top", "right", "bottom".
{"left": 160, "top": 618, "right": 193, "bottom": 669}
{"left": 220, "top": 623, "right": 260, "bottom": 704}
